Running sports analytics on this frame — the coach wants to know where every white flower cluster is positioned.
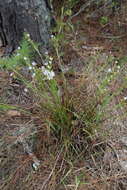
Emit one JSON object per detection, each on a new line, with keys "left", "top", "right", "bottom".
{"left": 27, "top": 55, "right": 55, "bottom": 80}
{"left": 40, "top": 51, "right": 55, "bottom": 80}
{"left": 16, "top": 44, "right": 55, "bottom": 80}
{"left": 27, "top": 61, "right": 37, "bottom": 78}
{"left": 41, "top": 66, "right": 55, "bottom": 80}
{"left": 107, "top": 68, "right": 112, "bottom": 73}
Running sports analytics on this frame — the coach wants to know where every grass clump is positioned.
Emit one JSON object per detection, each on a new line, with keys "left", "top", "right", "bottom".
{"left": 0, "top": 32, "right": 125, "bottom": 155}
{"left": 0, "top": 12, "right": 127, "bottom": 156}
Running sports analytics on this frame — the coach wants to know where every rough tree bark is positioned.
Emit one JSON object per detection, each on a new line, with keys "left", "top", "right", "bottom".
{"left": 0, "top": 0, "right": 54, "bottom": 54}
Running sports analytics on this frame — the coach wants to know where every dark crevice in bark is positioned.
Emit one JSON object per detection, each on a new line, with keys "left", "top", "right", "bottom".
{"left": 0, "top": 12, "right": 7, "bottom": 47}
{"left": 45, "top": 0, "right": 52, "bottom": 11}
{"left": 13, "top": 11, "right": 17, "bottom": 41}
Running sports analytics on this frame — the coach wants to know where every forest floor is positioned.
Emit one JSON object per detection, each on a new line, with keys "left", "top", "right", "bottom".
{"left": 1, "top": 2, "right": 127, "bottom": 190}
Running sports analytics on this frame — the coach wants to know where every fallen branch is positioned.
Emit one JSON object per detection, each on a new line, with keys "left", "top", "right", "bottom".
{"left": 14, "top": 125, "right": 40, "bottom": 171}
{"left": 18, "top": 135, "right": 40, "bottom": 170}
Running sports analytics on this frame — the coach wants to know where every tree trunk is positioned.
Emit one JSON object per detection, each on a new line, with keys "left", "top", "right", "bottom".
{"left": 0, "top": 0, "right": 54, "bottom": 54}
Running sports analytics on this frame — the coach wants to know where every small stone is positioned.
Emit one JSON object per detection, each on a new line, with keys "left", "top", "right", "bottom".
{"left": 24, "top": 88, "right": 28, "bottom": 92}
{"left": 119, "top": 160, "right": 127, "bottom": 172}
{"left": 121, "top": 137, "right": 127, "bottom": 146}
{"left": 32, "top": 162, "right": 40, "bottom": 171}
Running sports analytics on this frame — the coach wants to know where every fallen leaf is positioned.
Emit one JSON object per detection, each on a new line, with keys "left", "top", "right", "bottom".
{"left": 6, "top": 110, "right": 21, "bottom": 117}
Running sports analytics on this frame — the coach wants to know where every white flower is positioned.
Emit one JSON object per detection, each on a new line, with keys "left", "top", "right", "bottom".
{"left": 47, "top": 70, "right": 55, "bottom": 80}
{"left": 41, "top": 66, "right": 55, "bottom": 80}
{"left": 41, "top": 66, "right": 45, "bottom": 71}
{"left": 28, "top": 66, "right": 32, "bottom": 70}
{"left": 32, "top": 73, "right": 35, "bottom": 78}
{"left": 44, "top": 62, "right": 49, "bottom": 66}
{"left": 24, "top": 88, "right": 28, "bottom": 92}
{"left": 24, "top": 57, "right": 27, "bottom": 60}
{"left": 16, "top": 53, "right": 20, "bottom": 56}
{"left": 47, "top": 65, "right": 51, "bottom": 69}
{"left": 117, "top": 65, "right": 120, "bottom": 69}
{"left": 48, "top": 60, "right": 52, "bottom": 64}
{"left": 51, "top": 35, "right": 55, "bottom": 38}
{"left": 32, "top": 61, "right": 37, "bottom": 66}
{"left": 50, "top": 70, "right": 55, "bottom": 78}
{"left": 17, "top": 46, "right": 20, "bottom": 50}
{"left": 27, "top": 33, "right": 30, "bottom": 37}
{"left": 115, "top": 60, "right": 118, "bottom": 64}
{"left": 43, "top": 69, "right": 50, "bottom": 76}
{"left": 124, "top": 97, "right": 127, "bottom": 100}
{"left": 45, "top": 51, "right": 48, "bottom": 55}
{"left": 49, "top": 57, "right": 53, "bottom": 61}
{"left": 107, "top": 68, "right": 112, "bottom": 73}
{"left": 10, "top": 72, "right": 14, "bottom": 77}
